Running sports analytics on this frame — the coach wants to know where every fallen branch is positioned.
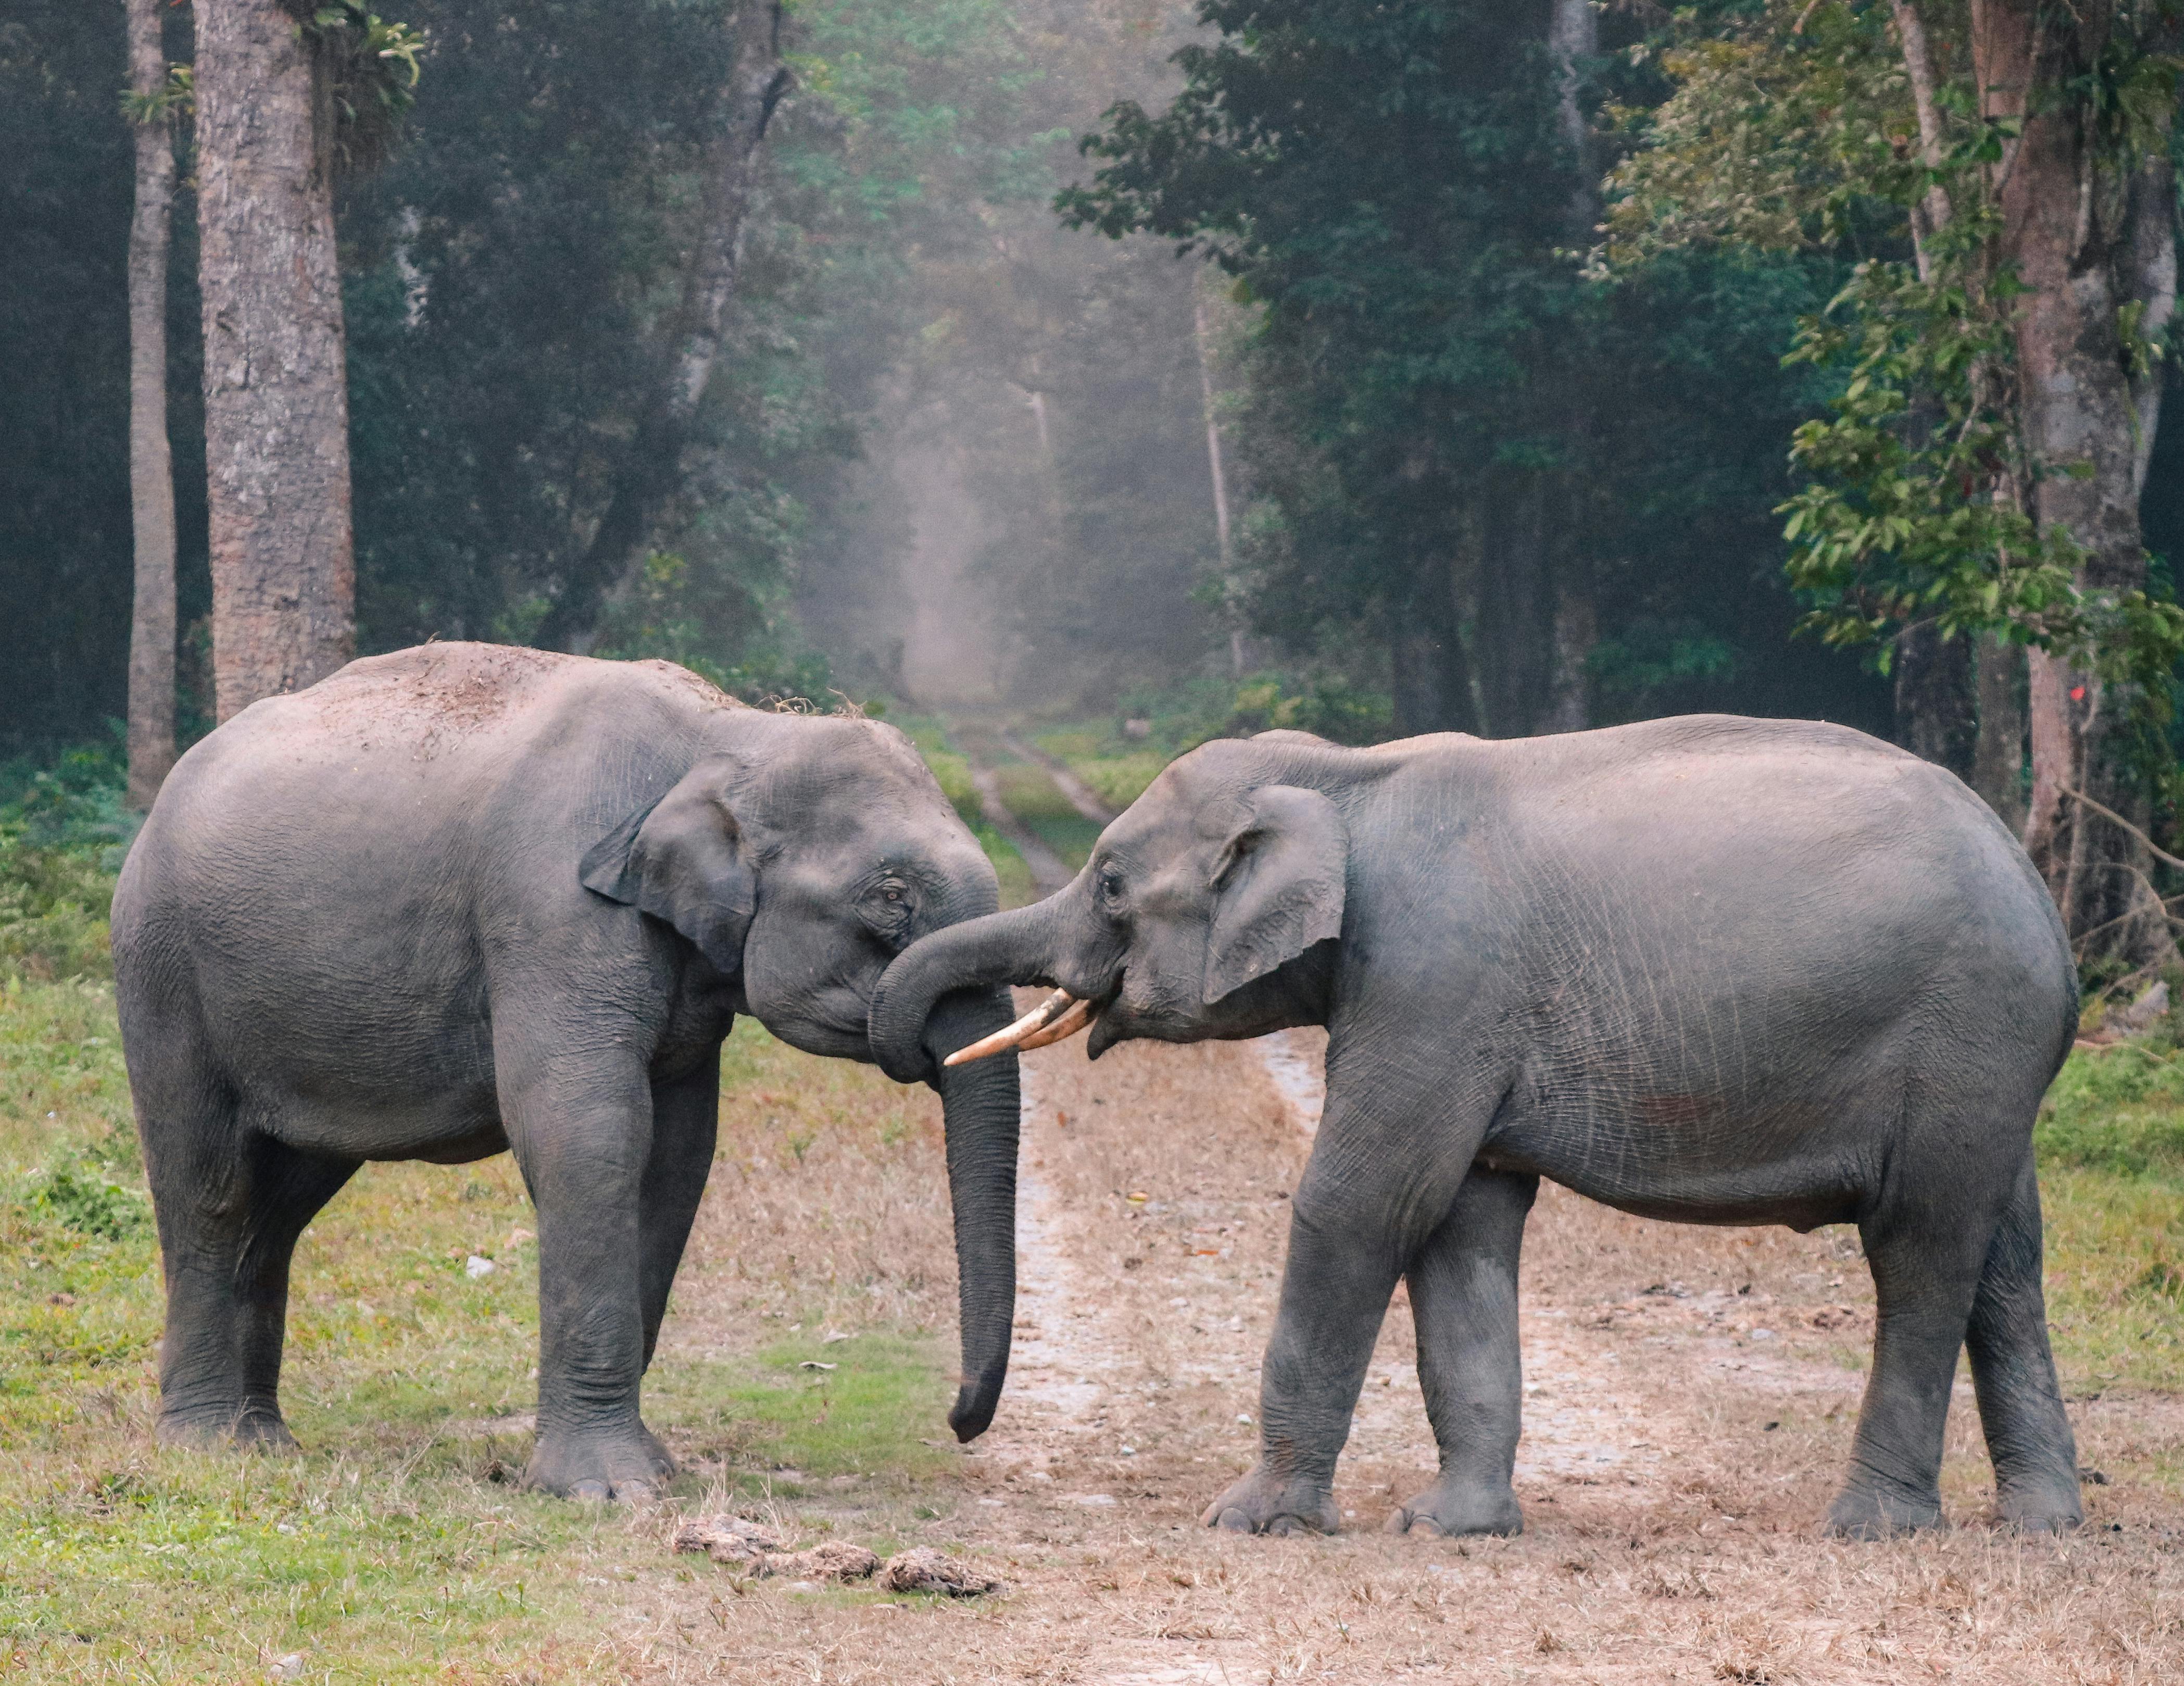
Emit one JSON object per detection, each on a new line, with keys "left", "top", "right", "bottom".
{"left": 2059, "top": 785, "right": 2184, "bottom": 875}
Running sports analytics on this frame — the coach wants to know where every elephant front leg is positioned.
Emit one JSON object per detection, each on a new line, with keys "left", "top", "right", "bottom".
{"left": 1202, "top": 1179, "right": 1412, "bottom": 1536}
{"left": 1386, "top": 1167, "right": 1536, "bottom": 1539}
{"left": 506, "top": 1058, "right": 676, "bottom": 1502}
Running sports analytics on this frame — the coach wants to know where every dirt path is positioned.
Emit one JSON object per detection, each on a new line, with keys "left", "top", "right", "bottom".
{"left": 633, "top": 734, "right": 2181, "bottom": 1680}
{"left": 641, "top": 1019, "right": 2183, "bottom": 1684}
{"left": 1000, "top": 730, "right": 1116, "bottom": 827}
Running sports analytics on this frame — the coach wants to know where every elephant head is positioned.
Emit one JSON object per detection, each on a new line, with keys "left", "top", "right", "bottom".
{"left": 582, "top": 712, "right": 1023, "bottom": 1441}
{"left": 869, "top": 734, "right": 1350, "bottom": 1082}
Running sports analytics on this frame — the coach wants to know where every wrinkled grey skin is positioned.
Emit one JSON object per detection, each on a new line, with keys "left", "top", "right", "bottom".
{"left": 872, "top": 718, "right": 2082, "bottom": 1540}
{"left": 114, "top": 644, "right": 1020, "bottom": 1499}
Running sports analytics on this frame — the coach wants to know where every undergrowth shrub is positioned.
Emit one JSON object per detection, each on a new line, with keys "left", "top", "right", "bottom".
{"left": 18, "top": 1134, "right": 148, "bottom": 1241}
{"left": 0, "top": 742, "right": 134, "bottom": 983}
{"left": 2038, "top": 1044, "right": 2184, "bottom": 1179}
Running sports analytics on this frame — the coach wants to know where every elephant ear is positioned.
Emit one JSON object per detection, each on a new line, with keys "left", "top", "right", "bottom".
{"left": 579, "top": 758, "right": 755, "bottom": 976}
{"left": 1202, "top": 785, "right": 1348, "bottom": 1004}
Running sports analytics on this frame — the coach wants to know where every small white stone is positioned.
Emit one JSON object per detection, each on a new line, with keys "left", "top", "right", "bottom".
{"left": 465, "top": 1255, "right": 496, "bottom": 1279}
{"left": 268, "top": 1655, "right": 306, "bottom": 1681}
{"left": 1236, "top": 1413, "right": 1253, "bottom": 1426}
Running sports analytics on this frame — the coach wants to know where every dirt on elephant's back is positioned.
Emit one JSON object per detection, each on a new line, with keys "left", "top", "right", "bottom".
{"left": 640, "top": 1017, "right": 2184, "bottom": 1684}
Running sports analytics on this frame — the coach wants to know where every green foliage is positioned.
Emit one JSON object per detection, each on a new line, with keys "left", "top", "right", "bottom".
{"left": 1061, "top": 0, "right": 1890, "bottom": 737}
{"left": 302, "top": 3, "right": 427, "bottom": 174}
{"left": 18, "top": 1146, "right": 147, "bottom": 1242}
{"left": 1614, "top": 1, "right": 2184, "bottom": 729}
{"left": 1061, "top": 753, "right": 1167, "bottom": 811}
{"left": 0, "top": 744, "right": 131, "bottom": 986}
{"left": 2039, "top": 1043, "right": 2184, "bottom": 1180}
{"left": 119, "top": 64, "right": 192, "bottom": 126}
{"left": 1112, "top": 671, "right": 1394, "bottom": 756}
{"left": 921, "top": 752, "right": 982, "bottom": 827}
{"left": 991, "top": 761, "right": 1079, "bottom": 823}
{"left": 591, "top": 551, "right": 835, "bottom": 707}
{"left": 1601, "top": 3, "right": 1927, "bottom": 264}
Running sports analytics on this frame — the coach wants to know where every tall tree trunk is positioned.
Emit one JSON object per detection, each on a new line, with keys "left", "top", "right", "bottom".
{"left": 1541, "top": 0, "right": 1599, "bottom": 734}
{"left": 536, "top": 0, "right": 790, "bottom": 654}
{"left": 1194, "top": 292, "right": 1246, "bottom": 677}
{"left": 1972, "top": 634, "right": 2027, "bottom": 830}
{"left": 1976, "top": 1, "right": 2180, "bottom": 967}
{"left": 125, "top": 0, "right": 178, "bottom": 806}
{"left": 196, "top": 0, "right": 355, "bottom": 721}
{"left": 1892, "top": 623, "right": 1975, "bottom": 778}
{"left": 1473, "top": 469, "right": 1554, "bottom": 737}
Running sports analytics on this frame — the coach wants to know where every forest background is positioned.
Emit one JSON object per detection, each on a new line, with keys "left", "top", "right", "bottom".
{"left": 10, "top": 1, "right": 2184, "bottom": 968}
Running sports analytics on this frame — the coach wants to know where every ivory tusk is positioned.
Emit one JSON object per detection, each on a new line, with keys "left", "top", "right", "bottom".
{"left": 943, "top": 989, "right": 1074, "bottom": 1068}
{"left": 1016, "top": 994, "right": 1095, "bottom": 1051}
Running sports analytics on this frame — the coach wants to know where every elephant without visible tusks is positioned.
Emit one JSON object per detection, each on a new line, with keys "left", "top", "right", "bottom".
{"left": 872, "top": 716, "right": 2084, "bottom": 1540}
{"left": 114, "top": 643, "right": 1021, "bottom": 1499}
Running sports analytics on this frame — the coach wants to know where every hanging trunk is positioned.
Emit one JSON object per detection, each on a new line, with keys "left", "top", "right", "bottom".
{"left": 537, "top": 1, "right": 790, "bottom": 654}
{"left": 1976, "top": 1, "right": 2181, "bottom": 966}
{"left": 125, "top": 0, "right": 178, "bottom": 807}
{"left": 195, "top": 0, "right": 355, "bottom": 721}
{"left": 1972, "top": 634, "right": 2027, "bottom": 831}
{"left": 1892, "top": 624, "right": 1976, "bottom": 779}
{"left": 924, "top": 989, "right": 1023, "bottom": 1442}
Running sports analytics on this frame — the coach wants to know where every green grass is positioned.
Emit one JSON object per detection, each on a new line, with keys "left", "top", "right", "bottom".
{"left": 874, "top": 710, "right": 1035, "bottom": 907}
{"left": 1062, "top": 754, "right": 1166, "bottom": 813}
{"left": 0, "top": 990, "right": 967, "bottom": 1681}
{"left": 2033, "top": 1042, "right": 2184, "bottom": 1389}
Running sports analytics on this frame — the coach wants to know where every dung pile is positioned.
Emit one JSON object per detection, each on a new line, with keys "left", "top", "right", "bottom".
{"left": 672, "top": 1517, "right": 998, "bottom": 1595}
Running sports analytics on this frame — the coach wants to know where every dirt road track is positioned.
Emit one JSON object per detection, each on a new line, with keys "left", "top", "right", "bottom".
{"left": 645, "top": 1020, "right": 2184, "bottom": 1683}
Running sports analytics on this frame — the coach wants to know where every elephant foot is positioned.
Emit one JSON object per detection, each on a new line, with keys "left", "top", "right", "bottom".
{"left": 156, "top": 1400, "right": 300, "bottom": 1453}
{"left": 1199, "top": 1464, "right": 1339, "bottom": 1537}
{"left": 1994, "top": 1474, "right": 2083, "bottom": 1535}
{"left": 1383, "top": 1476, "right": 1524, "bottom": 1539}
{"left": 523, "top": 1418, "right": 676, "bottom": 1502}
{"left": 1821, "top": 1479, "right": 1942, "bottom": 1540}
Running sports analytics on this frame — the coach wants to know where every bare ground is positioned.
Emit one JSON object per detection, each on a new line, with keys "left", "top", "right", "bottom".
{"left": 626, "top": 1017, "right": 2184, "bottom": 1684}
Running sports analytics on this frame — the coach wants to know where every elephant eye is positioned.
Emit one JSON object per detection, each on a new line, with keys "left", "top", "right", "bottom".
{"left": 1096, "top": 865, "right": 1124, "bottom": 908}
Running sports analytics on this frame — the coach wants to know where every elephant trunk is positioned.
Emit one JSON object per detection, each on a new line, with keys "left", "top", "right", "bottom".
{"left": 870, "top": 899, "right": 1065, "bottom": 1084}
{"left": 926, "top": 986, "right": 1023, "bottom": 1441}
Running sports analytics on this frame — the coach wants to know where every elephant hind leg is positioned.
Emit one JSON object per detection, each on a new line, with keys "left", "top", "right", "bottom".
{"left": 1965, "top": 1154, "right": 2081, "bottom": 1532}
{"left": 1825, "top": 1124, "right": 2011, "bottom": 1538}
{"left": 148, "top": 1111, "right": 357, "bottom": 1449}
{"left": 1386, "top": 1166, "right": 1537, "bottom": 1540}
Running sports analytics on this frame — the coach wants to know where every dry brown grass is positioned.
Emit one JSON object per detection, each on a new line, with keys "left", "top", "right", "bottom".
{"left": 616, "top": 1023, "right": 2184, "bottom": 1685}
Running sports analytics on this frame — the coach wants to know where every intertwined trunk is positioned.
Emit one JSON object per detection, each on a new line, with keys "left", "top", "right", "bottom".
{"left": 196, "top": 0, "right": 356, "bottom": 720}
{"left": 125, "top": 0, "right": 178, "bottom": 806}
{"left": 537, "top": 0, "right": 790, "bottom": 654}
{"left": 1973, "top": 0, "right": 2180, "bottom": 966}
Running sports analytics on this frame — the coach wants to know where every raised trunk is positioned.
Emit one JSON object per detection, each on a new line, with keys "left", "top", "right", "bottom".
{"left": 538, "top": 1, "right": 791, "bottom": 654}
{"left": 125, "top": 0, "right": 178, "bottom": 807}
{"left": 1892, "top": 623, "right": 1975, "bottom": 779}
{"left": 926, "top": 990, "right": 1022, "bottom": 1442}
{"left": 196, "top": 0, "right": 355, "bottom": 720}
{"left": 1977, "top": 1, "right": 2180, "bottom": 966}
